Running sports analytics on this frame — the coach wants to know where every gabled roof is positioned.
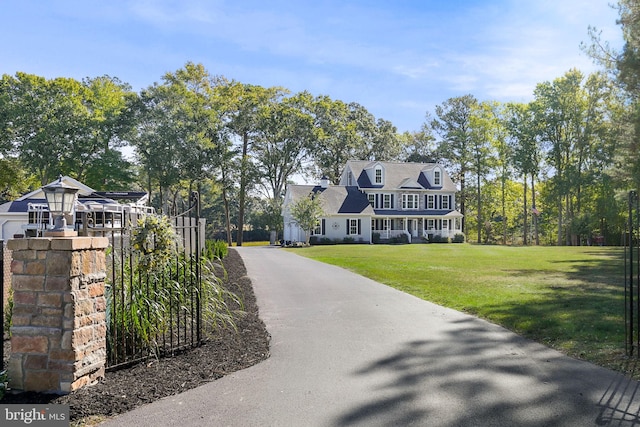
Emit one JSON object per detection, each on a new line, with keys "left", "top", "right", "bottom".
{"left": 398, "top": 178, "right": 423, "bottom": 189}
{"left": 17, "top": 176, "right": 95, "bottom": 201}
{"left": 0, "top": 199, "right": 46, "bottom": 213}
{"left": 286, "top": 184, "right": 374, "bottom": 216}
{"left": 0, "top": 176, "right": 150, "bottom": 215}
{"left": 345, "top": 160, "right": 457, "bottom": 191}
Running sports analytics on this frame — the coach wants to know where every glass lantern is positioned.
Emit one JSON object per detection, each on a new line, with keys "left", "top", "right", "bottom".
{"left": 42, "top": 175, "right": 79, "bottom": 234}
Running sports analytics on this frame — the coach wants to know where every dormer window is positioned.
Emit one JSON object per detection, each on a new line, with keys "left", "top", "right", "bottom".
{"left": 375, "top": 166, "right": 383, "bottom": 184}
{"left": 434, "top": 169, "right": 441, "bottom": 186}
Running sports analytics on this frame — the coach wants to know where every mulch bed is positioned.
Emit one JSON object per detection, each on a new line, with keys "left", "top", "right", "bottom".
{"left": 1, "top": 248, "right": 271, "bottom": 424}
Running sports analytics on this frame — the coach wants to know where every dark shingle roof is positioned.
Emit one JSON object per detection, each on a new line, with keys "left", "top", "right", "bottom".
{"left": 288, "top": 185, "right": 374, "bottom": 216}
{"left": 345, "top": 160, "right": 456, "bottom": 191}
{"left": 338, "top": 186, "right": 373, "bottom": 214}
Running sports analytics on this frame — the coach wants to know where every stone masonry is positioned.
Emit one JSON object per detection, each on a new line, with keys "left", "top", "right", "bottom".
{"left": 2, "top": 241, "right": 10, "bottom": 317}
{"left": 7, "top": 236, "right": 108, "bottom": 394}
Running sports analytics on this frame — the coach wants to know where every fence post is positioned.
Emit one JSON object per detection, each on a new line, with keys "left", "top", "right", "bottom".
{"left": 191, "top": 191, "right": 201, "bottom": 344}
{"left": 626, "top": 191, "right": 640, "bottom": 356}
{"left": 7, "top": 236, "right": 108, "bottom": 393}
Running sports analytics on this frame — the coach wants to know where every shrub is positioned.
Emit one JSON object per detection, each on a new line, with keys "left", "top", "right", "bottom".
{"left": 318, "top": 237, "right": 335, "bottom": 245}
{"left": 453, "top": 233, "right": 466, "bottom": 243}
{"left": 3, "top": 288, "right": 13, "bottom": 337}
{"left": 343, "top": 236, "right": 355, "bottom": 244}
{"left": 107, "top": 215, "right": 239, "bottom": 362}
{"left": 204, "top": 239, "right": 228, "bottom": 260}
{"left": 0, "top": 370, "right": 7, "bottom": 400}
{"left": 430, "top": 234, "right": 450, "bottom": 243}
{"left": 390, "top": 234, "right": 409, "bottom": 244}
{"left": 372, "top": 232, "right": 381, "bottom": 244}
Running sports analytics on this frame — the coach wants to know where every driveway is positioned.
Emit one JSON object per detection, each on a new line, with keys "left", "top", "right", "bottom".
{"left": 104, "top": 246, "right": 640, "bottom": 426}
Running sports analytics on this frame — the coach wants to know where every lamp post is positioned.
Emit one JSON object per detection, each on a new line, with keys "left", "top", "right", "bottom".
{"left": 42, "top": 175, "right": 79, "bottom": 237}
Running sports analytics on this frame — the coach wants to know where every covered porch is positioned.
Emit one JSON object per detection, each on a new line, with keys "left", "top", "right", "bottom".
{"left": 371, "top": 211, "right": 463, "bottom": 243}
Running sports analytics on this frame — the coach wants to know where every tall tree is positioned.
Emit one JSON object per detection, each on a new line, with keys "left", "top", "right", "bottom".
{"left": 254, "top": 91, "right": 315, "bottom": 203}
{"left": 431, "top": 95, "right": 478, "bottom": 233}
{"left": 468, "top": 101, "right": 498, "bottom": 243}
{"left": 533, "top": 69, "right": 613, "bottom": 245}
{"left": 584, "top": 1, "right": 640, "bottom": 192}
{"left": 217, "top": 82, "right": 286, "bottom": 246}
{"left": 311, "top": 96, "right": 360, "bottom": 184}
{"left": 0, "top": 72, "right": 135, "bottom": 187}
{"left": 367, "top": 118, "right": 403, "bottom": 161}
{"left": 132, "top": 63, "right": 221, "bottom": 212}
{"left": 485, "top": 102, "right": 512, "bottom": 245}
{"left": 505, "top": 102, "right": 543, "bottom": 245}
{"left": 402, "top": 114, "right": 440, "bottom": 163}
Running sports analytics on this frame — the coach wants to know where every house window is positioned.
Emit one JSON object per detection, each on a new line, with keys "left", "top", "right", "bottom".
{"left": 347, "top": 218, "right": 361, "bottom": 235}
{"left": 427, "top": 194, "right": 435, "bottom": 209}
{"left": 348, "top": 172, "right": 354, "bottom": 186}
{"left": 402, "top": 194, "right": 418, "bottom": 210}
{"left": 313, "top": 219, "right": 325, "bottom": 235}
{"left": 434, "top": 169, "right": 441, "bottom": 186}
{"left": 441, "top": 195, "right": 449, "bottom": 209}
{"left": 427, "top": 219, "right": 435, "bottom": 230}
{"left": 383, "top": 194, "right": 391, "bottom": 209}
{"left": 368, "top": 193, "right": 375, "bottom": 207}
{"left": 375, "top": 167, "right": 383, "bottom": 184}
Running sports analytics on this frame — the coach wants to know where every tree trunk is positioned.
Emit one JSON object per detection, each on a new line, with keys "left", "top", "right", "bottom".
{"left": 557, "top": 197, "right": 563, "bottom": 246}
{"left": 223, "top": 190, "right": 232, "bottom": 246}
{"left": 221, "top": 168, "right": 233, "bottom": 247}
{"left": 459, "top": 172, "right": 466, "bottom": 234}
{"left": 477, "top": 172, "right": 481, "bottom": 244}
{"left": 523, "top": 177, "right": 528, "bottom": 246}
{"left": 531, "top": 173, "right": 539, "bottom": 245}
{"left": 237, "top": 132, "right": 249, "bottom": 246}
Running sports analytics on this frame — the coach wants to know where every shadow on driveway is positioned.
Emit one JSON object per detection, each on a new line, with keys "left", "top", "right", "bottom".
{"left": 334, "top": 317, "right": 640, "bottom": 427}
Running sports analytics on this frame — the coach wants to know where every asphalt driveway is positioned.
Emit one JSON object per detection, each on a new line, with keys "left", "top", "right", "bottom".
{"left": 104, "top": 246, "right": 640, "bottom": 426}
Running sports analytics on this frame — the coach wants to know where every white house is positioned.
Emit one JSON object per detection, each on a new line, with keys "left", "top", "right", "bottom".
{"left": 0, "top": 176, "right": 151, "bottom": 241}
{"left": 282, "top": 160, "right": 463, "bottom": 244}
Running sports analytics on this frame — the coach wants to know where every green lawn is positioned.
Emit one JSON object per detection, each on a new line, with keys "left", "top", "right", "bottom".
{"left": 288, "top": 244, "right": 632, "bottom": 375}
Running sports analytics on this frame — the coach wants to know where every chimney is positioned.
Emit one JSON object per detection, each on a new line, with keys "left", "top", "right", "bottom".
{"left": 320, "top": 176, "right": 329, "bottom": 188}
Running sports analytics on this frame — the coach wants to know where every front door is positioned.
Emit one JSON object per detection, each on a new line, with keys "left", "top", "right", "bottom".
{"left": 411, "top": 219, "right": 418, "bottom": 237}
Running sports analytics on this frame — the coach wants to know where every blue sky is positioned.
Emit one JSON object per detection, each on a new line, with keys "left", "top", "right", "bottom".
{"left": 1, "top": 1, "right": 624, "bottom": 134}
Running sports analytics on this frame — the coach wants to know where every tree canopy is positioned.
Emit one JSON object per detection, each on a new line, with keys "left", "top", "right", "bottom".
{"left": 2, "top": 1, "right": 640, "bottom": 247}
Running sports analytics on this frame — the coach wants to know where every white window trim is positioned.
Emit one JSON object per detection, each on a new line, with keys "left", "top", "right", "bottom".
{"left": 348, "top": 218, "right": 361, "bottom": 235}
{"left": 434, "top": 169, "right": 441, "bottom": 186}
{"left": 427, "top": 194, "right": 435, "bottom": 209}
{"left": 441, "top": 195, "right": 449, "bottom": 210}
{"left": 383, "top": 194, "right": 392, "bottom": 209}
{"left": 312, "top": 219, "right": 322, "bottom": 235}
{"left": 375, "top": 166, "right": 383, "bottom": 184}
{"left": 402, "top": 193, "right": 419, "bottom": 210}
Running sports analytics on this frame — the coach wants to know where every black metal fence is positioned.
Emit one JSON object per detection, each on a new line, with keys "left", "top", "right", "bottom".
{"left": 625, "top": 191, "right": 640, "bottom": 356}
{"left": 83, "top": 192, "right": 204, "bottom": 370}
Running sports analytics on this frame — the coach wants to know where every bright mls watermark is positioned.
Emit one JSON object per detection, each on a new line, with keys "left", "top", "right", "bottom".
{"left": 1, "top": 404, "right": 69, "bottom": 426}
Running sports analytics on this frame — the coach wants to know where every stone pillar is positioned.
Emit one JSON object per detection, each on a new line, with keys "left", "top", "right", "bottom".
{"left": 2, "top": 241, "right": 11, "bottom": 315}
{"left": 7, "top": 236, "right": 109, "bottom": 394}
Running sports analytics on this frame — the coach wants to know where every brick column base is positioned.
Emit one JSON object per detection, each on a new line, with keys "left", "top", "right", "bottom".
{"left": 7, "top": 236, "right": 109, "bottom": 394}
